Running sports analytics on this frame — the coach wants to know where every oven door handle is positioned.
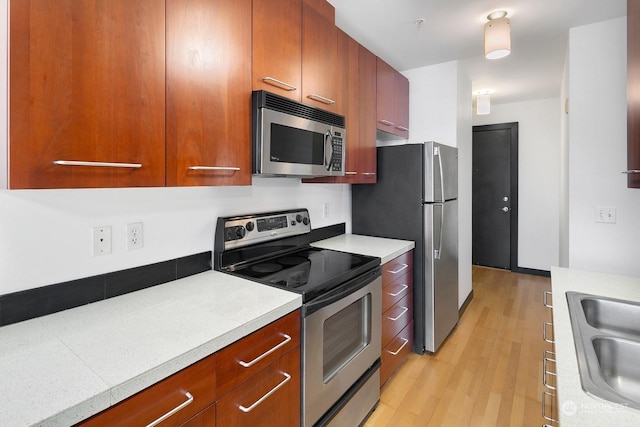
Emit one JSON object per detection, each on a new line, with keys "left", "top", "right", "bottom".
{"left": 303, "top": 267, "right": 380, "bottom": 316}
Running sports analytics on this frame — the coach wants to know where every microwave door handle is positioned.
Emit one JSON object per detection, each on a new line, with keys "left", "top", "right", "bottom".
{"left": 324, "top": 131, "right": 334, "bottom": 171}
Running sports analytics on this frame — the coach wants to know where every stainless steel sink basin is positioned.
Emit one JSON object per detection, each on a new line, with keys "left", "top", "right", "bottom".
{"left": 566, "top": 292, "right": 640, "bottom": 410}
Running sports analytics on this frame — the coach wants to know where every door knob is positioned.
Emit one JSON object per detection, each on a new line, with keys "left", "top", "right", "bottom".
{"left": 502, "top": 207, "right": 510, "bottom": 212}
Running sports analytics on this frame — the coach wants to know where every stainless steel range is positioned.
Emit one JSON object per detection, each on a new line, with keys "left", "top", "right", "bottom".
{"left": 214, "top": 209, "right": 382, "bottom": 427}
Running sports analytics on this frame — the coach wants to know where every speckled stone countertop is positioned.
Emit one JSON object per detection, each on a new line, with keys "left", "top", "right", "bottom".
{"left": 0, "top": 270, "right": 301, "bottom": 427}
{"left": 551, "top": 267, "right": 640, "bottom": 426}
{"left": 312, "top": 234, "right": 415, "bottom": 264}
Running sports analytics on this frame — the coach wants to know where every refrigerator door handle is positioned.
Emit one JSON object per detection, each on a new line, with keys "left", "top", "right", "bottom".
{"left": 434, "top": 203, "right": 444, "bottom": 259}
{"left": 435, "top": 146, "right": 445, "bottom": 202}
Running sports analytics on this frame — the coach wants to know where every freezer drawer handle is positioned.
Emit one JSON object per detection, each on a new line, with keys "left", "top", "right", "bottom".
{"left": 386, "top": 338, "right": 409, "bottom": 356}
{"left": 387, "top": 284, "right": 408, "bottom": 297}
{"left": 145, "top": 392, "right": 193, "bottom": 427}
{"left": 239, "top": 372, "right": 291, "bottom": 413}
{"left": 387, "top": 263, "right": 408, "bottom": 274}
{"left": 238, "top": 334, "right": 292, "bottom": 368}
{"left": 387, "top": 306, "right": 409, "bottom": 321}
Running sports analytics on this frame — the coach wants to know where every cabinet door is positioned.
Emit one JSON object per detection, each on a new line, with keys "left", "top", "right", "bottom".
{"left": 216, "top": 348, "right": 301, "bottom": 427}
{"left": 301, "top": 0, "right": 342, "bottom": 114}
{"left": 628, "top": 0, "right": 640, "bottom": 188}
{"left": 376, "top": 58, "right": 396, "bottom": 134}
{"left": 357, "top": 45, "right": 378, "bottom": 182}
{"left": 393, "top": 72, "right": 410, "bottom": 139}
{"left": 166, "top": 0, "right": 252, "bottom": 187}
{"left": 9, "top": 0, "right": 166, "bottom": 189}
{"left": 252, "top": 0, "right": 302, "bottom": 101}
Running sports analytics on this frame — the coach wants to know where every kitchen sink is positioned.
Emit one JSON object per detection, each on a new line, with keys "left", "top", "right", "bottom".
{"left": 566, "top": 292, "right": 640, "bottom": 410}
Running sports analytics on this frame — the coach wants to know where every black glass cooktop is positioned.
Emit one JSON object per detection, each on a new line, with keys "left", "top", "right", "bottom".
{"left": 226, "top": 247, "right": 380, "bottom": 302}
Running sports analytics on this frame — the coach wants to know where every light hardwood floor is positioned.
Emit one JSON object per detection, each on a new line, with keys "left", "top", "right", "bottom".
{"left": 365, "top": 266, "right": 554, "bottom": 427}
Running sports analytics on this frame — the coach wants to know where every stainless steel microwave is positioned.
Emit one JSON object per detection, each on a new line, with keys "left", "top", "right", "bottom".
{"left": 252, "top": 90, "right": 345, "bottom": 177}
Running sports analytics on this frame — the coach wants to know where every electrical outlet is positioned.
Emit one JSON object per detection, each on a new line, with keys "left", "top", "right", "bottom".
{"left": 126, "top": 222, "right": 144, "bottom": 250}
{"left": 595, "top": 207, "right": 617, "bottom": 224}
{"left": 322, "top": 202, "right": 330, "bottom": 218}
{"left": 92, "top": 226, "right": 112, "bottom": 256}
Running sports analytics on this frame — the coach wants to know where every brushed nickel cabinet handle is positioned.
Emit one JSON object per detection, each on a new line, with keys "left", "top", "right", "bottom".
{"left": 145, "top": 392, "right": 193, "bottom": 427}
{"left": 387, "top": 284, "right": 408, "bottom": 297}
{"left": 239, "top": 372, "right": 291, "bottom": 413}
{"left": 396, "top": 126, "right": 409, "bottom": 132}
{"left": 543, "top": 291, "right": 553, "bottom": 309}
{"left": 345, "top": 171, "right": 358, "bottom": 175}
{"left": 187, "top": 166, "right": 240, "bottom": 171}
{"left": 541, "top": 391, "right": 557, "bottom": 423}
{"left": 622, "top": 170, "right": 640, "bottom": 174}
{"left": 263, "top": 77, "right": 297, "bottom": 91}
{"left": 387, "top": 263, "right": 409, "bottom": 274}
{"left": 238, "top": 334, "right": 292, "bottom": 368}
{"left": 543, "top": 350, "right": 557, "bottom": 390}
{"left": 386, "top": 337, "right": 409, "bottom": 356}
{"left": 53, "top": 160, "right": 142, "bottom": 168}
{"left": 543, "top": 322, "right": 555, "bottom": 344}
{"left": 361, "top": 172, "right": 376, "bottom": 176}
{"left": 387, "top": 306, "right": 408, "bottom": 321}
{"left": 379, "top": 119, "right": 395, "bottom": 127}
{"left": 307, "top": 93, "right": 335, "bottom": 105}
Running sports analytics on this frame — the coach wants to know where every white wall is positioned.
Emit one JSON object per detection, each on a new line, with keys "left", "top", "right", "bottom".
{"left": 567, "top": 17, "right": 640, "bottom": 277}
{"left": 402, "top": 61, "right": 473, "bottom": 308}
{"left": 0, "top": 182, "right": 351, "bottom": 295}
{"left": 473, "top": 98, "right": 561, "bottom": 271}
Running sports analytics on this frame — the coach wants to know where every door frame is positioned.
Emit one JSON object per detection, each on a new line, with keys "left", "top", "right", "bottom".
{"left": 472, "top": 122, "right": 519, "bottom": 272}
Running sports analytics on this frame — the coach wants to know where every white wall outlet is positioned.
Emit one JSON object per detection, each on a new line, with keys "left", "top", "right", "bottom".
{"left": 92, "top": 226, "right": 112, "bottom": 256}
{"left": 322, "top": 202, "right": 330, "bottom": 218}
{"left": 595, "top": 207, "right": 617, "bottom": 223}
{"left": 126, "top": 222, "right": 144, "bottom": 251}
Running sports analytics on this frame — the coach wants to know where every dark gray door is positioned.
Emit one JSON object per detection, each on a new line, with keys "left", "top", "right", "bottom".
{"left": 472, "top": 123, "right": 518, "bottom": 270}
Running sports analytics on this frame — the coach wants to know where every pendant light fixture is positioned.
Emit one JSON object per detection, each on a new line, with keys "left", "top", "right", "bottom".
{"left": 484, "top": 11, "right": 511, "bottom": 59}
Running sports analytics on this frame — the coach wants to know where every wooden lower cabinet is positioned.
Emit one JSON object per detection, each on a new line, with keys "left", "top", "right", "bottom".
{"left": 76, "top": 310, "right": 301, "bottom": 427}
{"left": 380, "top": 250, "right": 414, "bottom": 387}
{"left": 216, "top": 348, "right": 301, "bottom": 427}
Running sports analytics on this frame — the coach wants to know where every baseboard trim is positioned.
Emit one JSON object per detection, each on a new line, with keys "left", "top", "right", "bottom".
{"left": 459, "top": 290, "right": 474, "bottom": 318}
{"left": 514, "top": 267, "right": 551, "bottom": 277}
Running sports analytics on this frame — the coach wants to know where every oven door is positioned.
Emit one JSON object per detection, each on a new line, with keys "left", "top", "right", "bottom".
{"left": 302, "top": 271, "right": 381, "bottom": 427}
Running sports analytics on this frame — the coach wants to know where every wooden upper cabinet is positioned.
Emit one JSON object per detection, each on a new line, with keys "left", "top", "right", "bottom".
{"left": 376, "top": 57, "right": 409, "bottom": 139}
{"left": 166, "top": 0, "right": 252, "bottom": 187}
{"left": 9, "top": 0, "right": 166, "bottom": 189}
{"left": 301, "top": 0, "right": 342, "bottom": 114}
{"left": 628, "top": 0, "right": 640, "bottom": 188}
{"left": 252, "top": 0, "right": 302, "bottom": 101}
{"left": 357, "top": 44, "right": 378, "bottom": 182}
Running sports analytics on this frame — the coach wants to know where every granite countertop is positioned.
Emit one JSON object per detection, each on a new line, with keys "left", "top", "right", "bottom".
{"left": 0, "top": 233, "right": 413, "bottom": 426}
{"left": 312, "top": 234, "right": 415, "bottom": 264}
{"left": 550, "top": 267, "right": 640, "bottom": 426}
{"left": 0, "top": 270, "right": 301, "bottom": 427}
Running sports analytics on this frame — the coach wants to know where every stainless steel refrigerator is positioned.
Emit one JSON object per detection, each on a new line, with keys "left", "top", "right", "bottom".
{"left": 352, "top": 142, "right": 458, "bottom": 353}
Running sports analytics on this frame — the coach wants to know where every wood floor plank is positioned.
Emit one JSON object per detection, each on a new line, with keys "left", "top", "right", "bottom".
{"left": 365, "top": 266, "right": 552, "bottom": 427}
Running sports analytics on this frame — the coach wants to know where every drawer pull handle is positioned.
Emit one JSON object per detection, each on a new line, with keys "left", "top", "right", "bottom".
{"left": 387, "top": 263, "right": 409, "bottom": 274}
{"left": 145, "top": 392, "right": 193, "bottom": 427}
{"left": 543, "top": 350, "right": 557, "bottom": 390}
{"left": 53, "top": 160, "right": 142, "bottom": 169}
{"left": 387, "top": 306, "right": 409, "bottom": 321}
{"left": 239, "top": 334, "right": 292, "bottom": 368}
{"left": 187, "top": 166, "right": 240, "bottom": 171}
{"left": 345, "top": 171, "right": 358, "bottom": 175}
{"left": 239, "top": 372, "right": 291, "bottom": 413}
{"left": 386, "top": 337, "right": 409, "bottom": 356}
{"left": 387, "top": 284, "right": 408, "bottom": 297}
{"left": 307, "top": 93, "right": 336, "bottom": 105}
{"left": 622, "top": 170, "right": 640, "bottom": 174}
{"left": 395, "top": 125, "right": 409, "bottom": 132}
{"left": 543, "top": 322, "right": 555, "bottom": 344}
{"left": 263, "top": 77, "right": 297, "bottom": 91}
{"left": 379, "top": 119, "right": 395, "bottom": 127}
{"left": 541, "top": 391, "right": 557, "bottom": 423}
{"left": 361, "top": 172, "right": 376, "bottom": 176}
{"left": 543, "top": 290, "right": 553, "bottom": 309}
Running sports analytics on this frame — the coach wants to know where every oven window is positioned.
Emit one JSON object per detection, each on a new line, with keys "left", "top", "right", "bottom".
{"left": 271, "top": 123, "right": 325, "bottom": 165}
{"left": 322, "top": 294, "right": 371, "bottom": 382}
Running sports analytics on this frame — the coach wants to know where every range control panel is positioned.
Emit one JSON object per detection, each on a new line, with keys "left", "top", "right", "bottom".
{"left": 218, "top": 209, "right": 311, "bottom": 250}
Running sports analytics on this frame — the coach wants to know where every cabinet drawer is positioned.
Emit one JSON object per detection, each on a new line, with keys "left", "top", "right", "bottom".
{"left": 179, "top": 404, "right": 215, "bottom": 427}
{"left": 382, "top": 271, "right": 413, "bottom": 312}
{"left": 216, "top": 348, "right": 301, "bottom": 427}
{"left": 382, "top": 251, "right": 413, "bottom": 285}
{"left": 217, "top": 310, "right": 300, "bottom": 396}
{"left": 382, "top": 293, "right": 413, "bottom": 347}
{"left": 381, "top": 321, "right": 414, "bottom": 387}
{"left": 78, "top": 355, "right": 216, "bottom": 427}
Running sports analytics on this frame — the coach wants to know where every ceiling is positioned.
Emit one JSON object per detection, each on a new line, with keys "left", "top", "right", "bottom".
{"left": 326, "top": 0, "right": 627, "bottom": 105}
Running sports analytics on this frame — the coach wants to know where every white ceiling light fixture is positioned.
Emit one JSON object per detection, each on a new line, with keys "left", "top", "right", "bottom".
{"left": 484, "top": 11, "right": 511, "bottom": 60}
{"left": 475, "top": 90, "right": 492, "bottom": 115}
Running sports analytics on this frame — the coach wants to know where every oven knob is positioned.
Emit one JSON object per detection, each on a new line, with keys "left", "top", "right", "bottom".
{"left": 245, "top": 222, "right": 254, "bottom": 232}
{"left": 235, "top": 226, "right": 246, "bottom": 239}
{"left": 302, "top": 217, "right": 309, "bottom": 225}
{"left": 296, "top": 214, "right": 302, "bottom": 223}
